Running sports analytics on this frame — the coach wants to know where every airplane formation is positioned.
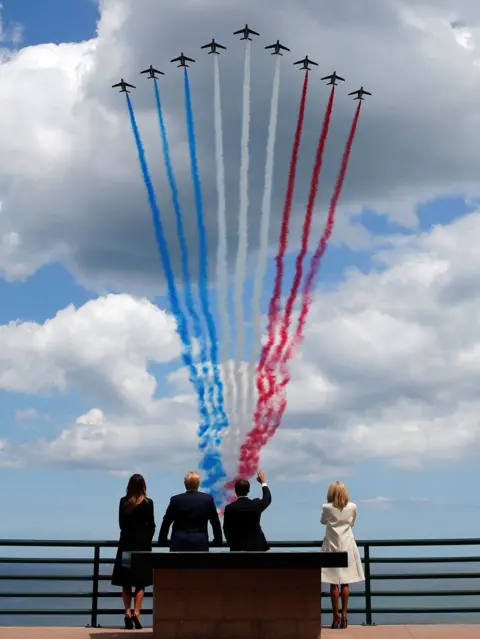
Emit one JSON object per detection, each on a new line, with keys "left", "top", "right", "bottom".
{"left": 112, "top": 24, "right": 371, "bottom": 100}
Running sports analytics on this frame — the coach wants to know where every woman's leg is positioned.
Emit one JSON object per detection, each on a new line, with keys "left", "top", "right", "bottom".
{"left": 121, "top": 586, "right": 132, "bottom": 615}
{"left": 130, "top": 588, "right": 145, "bottom": 630}
{"left": 330, "top": 584, "right": 340, "bottom": 622}
{"left": 340, "top": 584, "right": 350, "bottom": 619}
{"left": 133, "top": 587, "right": 145, "bottom": 617}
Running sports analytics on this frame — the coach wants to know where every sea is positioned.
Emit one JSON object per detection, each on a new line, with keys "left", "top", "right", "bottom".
{"left": 0, "top": 545, "right": 479, "bottom": 628}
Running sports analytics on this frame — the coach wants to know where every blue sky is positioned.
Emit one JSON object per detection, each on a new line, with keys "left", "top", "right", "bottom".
{"left": 1, "top": 0, "right": 480, "bottom": 549}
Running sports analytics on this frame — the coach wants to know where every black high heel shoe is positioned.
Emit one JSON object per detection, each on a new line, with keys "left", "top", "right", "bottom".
{"left": 340, "top": 616, "right": 348, "bottom": 629}
{"left": 131, "top": 611, "right": 143, "bottom": 630}
{"left": 331, "top": 615, "right": 341, "bottom": 629}
{"left": 124, "top": 614, "right": 134, "bottom": 630}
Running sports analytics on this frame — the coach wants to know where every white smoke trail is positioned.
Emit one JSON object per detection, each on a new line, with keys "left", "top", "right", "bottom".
{"left": 213, "top": 54, "right": 234, "bottom": 424}
{"left": 245, "top": 56, "right": 282, "bottom": 429}
{"left": 231, "top": 41, "right": 251, "bottom": 437}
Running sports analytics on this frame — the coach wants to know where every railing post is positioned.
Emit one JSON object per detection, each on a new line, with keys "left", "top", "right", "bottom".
{"left": 362, "top": 544, "right": 375, "bottom": 626}
{"left": 88, "top": 544, "right": 101, "bottom": 628}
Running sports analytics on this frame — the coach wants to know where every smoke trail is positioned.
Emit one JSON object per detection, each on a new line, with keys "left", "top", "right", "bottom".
{"left": 288, "top": 101, "right": 363, "bottom": 356}
{"left": 255, "top": 72, "right": 309, "bottom": 412}
{"left": 153, "top": 79, "right": 211, "bottom": 393}
{"left": 213, "top": 54, "right": 234, "bottom": 426}
{"left": 183, "top": 69, "right": 228, "bottom": 496}
{"left": 267, "top": 86, "right": 336, "bottom": 382}
{"left": 125, "top": 93, "right": 210, "bottom": 435}
{"left": 232, "top": 102, "right": 363, "bottom": 480}
{"left": 232, "top": 41, "right": 251, "bottom": 437}
{"left": 245, "top": 55, "right": 281, "bottom": 429}
{"left": 225, "top": 72, "right": 310, "bottom": 492}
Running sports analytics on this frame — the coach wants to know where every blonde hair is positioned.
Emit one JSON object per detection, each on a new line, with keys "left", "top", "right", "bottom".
{"left": 184, "top": 471, "right": 201, "bottom": 491}
{"left": 327, "top": 481, "right": 349, "bottom": 510}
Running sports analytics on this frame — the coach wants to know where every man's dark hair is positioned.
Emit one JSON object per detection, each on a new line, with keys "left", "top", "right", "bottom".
{"left": 234, "top": 478, "right": 250, "bottom": 497}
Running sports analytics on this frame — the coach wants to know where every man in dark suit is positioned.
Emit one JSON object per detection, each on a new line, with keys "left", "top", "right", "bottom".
{"left": 223, "top": 469, "right": 271, "bottom": 551}
{"left": 158, "top": 471, "right": 222, "bottom": 551}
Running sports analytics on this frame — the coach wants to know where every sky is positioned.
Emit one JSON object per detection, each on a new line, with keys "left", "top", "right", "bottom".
{"left": 1, "top": 0, "right": 480, "bottom": 546}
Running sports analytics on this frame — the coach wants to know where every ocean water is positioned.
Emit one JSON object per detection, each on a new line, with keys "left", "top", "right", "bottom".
{"left": 0, "top": 548, "right": 479, "bottom": 628}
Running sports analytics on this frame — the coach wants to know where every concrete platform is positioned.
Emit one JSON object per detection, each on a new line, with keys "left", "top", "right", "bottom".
{"left": 0, "top": 626, "right": 478, "bottom": 639}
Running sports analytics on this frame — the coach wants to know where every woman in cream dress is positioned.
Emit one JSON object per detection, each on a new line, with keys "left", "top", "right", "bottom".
{"left": 321, "top": 481, "right": 364, "bottom": 629}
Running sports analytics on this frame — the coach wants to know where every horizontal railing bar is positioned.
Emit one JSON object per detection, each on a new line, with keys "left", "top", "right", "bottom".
{"left": 0, "top": 558, "right": 93, "bottom": 564}
{"left": 357, "top": 539, "right": 480, "bottom": 548}
{"left": 0, "top": 592, "right": 94, "bottom": 598}
{"left": 0, "top": 575, "right": 94, "bottom": 581}
{"left": 2, "top": 558, "right": 479, "bottom": 568}
{"left": 0, "top": 540, "right": 111, "bottom": 548}
{"left": 0, "top": 537, "right": 479, "bottom": 548}
{"left": 369, "top": 608, "right": 480, "bottom": 614}
{"left": 369, "top": 556, "right": 480, "bottom": 564}
{"left": 1, "top": 573, "right": 479, "bottom": 583}
{"left": 96, "top": 589, "right": 480, "bottom": 599}
{"left": 371, "top": 572, "right": 480, "bottom": 580}
{"left": 0, "top": 573, "right": 479, "bottom": 584}
{"left": 0, "top": 608, "right": 359, "bottom": 616}
{"left": 85, "top": 607, "right": 480, "bottom": 616}
{"left": 2, "top": 606, "right": 480, "bottom": 616}
{"left": 0, "top": 609, "right": 98, "bottom": 615}
{"left": 1, "top": 589, "right": 478, "bottom": 600}
{"left": 95, "top": 608, "right": 367, "bottom": 616}
{"left": 369, "top": 590, "right": 480, "bottom": 597}
{"left": 3, "top": 556, "right": 479, "bottom": 565}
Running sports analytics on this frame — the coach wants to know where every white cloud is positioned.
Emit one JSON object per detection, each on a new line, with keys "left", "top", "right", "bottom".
{"left": 0, "top": 209, "right": 479, "bottom": 482}
{"left": 2, "top": 0, "right": 480, "bottom": 290}
{"left": 4, "top": 0, "right": 480, "bottom": 485}
{"left": 30, "top": 402, "right": 199, "bottom": 472}
{"left": 0, "top": 294, "right": 180, "bottom": 415}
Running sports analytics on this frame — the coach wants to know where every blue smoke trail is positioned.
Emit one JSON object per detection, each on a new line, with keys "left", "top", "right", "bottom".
{"left": 183, "top": 68, "right": 228, "bottom": 497}
{"left": 153, "top": 79, "right": 212, "bottom": 398}
{"left": 125, "top": 93, "right": 210, "bottom": 435}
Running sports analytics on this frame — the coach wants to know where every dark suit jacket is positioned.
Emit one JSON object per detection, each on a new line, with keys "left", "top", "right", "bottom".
{"left": 158, "top": 490, "right": 222, "bottom": 551}
{"left": 223, "top": 485, "right": 272, "bottom": 551}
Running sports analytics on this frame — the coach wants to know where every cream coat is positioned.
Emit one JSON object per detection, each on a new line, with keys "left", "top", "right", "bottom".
{"left": 321, "top": 502, "right": 365, "bottom": 585}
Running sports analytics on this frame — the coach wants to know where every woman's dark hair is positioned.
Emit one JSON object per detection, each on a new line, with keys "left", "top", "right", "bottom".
{"left": 123, "top": 474, "right": 147, "bottom": 513}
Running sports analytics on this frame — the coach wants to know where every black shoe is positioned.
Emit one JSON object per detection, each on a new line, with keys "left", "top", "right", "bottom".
{"left": 331, "top": 616, "right": 341, "bottom": 629}
{"left": 124, "top": 615, "right": 134, "bottom": 630}
{"left": 131, "top": 612, "right": 143, "bottom": 630}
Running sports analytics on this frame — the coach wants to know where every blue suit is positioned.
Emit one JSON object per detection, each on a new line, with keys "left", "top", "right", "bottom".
{"left": 158, "top": 490, "right": 223, "bottom": 551}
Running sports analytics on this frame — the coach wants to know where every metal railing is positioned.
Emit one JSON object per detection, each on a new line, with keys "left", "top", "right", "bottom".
{"left": 0, "top": 538, "right": 479, "bottom": 628}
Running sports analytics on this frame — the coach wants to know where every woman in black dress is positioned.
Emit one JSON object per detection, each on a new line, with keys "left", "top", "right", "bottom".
{"left": 111, "top": 474, "right": 155, "bottom": 630}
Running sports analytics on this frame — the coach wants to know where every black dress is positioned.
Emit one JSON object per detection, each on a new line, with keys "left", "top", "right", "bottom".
{"left": 111, "top": 496, "right": 156, "bottom": 588}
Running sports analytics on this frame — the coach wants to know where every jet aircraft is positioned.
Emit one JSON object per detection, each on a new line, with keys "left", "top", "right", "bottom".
{"left": 170, "top": 53, "right": 195, "bottom": 68}
{"left": 321, "top": 71, "right": 345, "bottom": 86}
{"left": 140, "top": 65, "right": 164, "bottom": 79}
{"left": 265, "top": 40, "right": 290, "bottom": 55}
{"left": 201, "top": 39, "right": 227, "bottom": 54}
{"left": 348, "top": 86, "right": 372, "bottom": 100}
{"left": 233, "top": 24, "right": 260, "bottom": 40}
{"left": 112, "top": 79, "right": 136, "bottom": 93}
{"left": 293, "top": 56, "right": 318, "bottom": 71}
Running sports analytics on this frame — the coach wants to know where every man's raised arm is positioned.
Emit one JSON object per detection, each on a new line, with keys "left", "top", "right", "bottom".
{"left": 254, "top": 469, "right": 272, "bottom": 511}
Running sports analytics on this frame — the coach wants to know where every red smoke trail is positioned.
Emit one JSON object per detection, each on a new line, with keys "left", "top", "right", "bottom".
{"left": 267, "top": 86, "right": 336, "bottom": 388}
{"left": 255, "top": 71, "right": 309, "bottom": 399}
{"left": 286, "top": 100, "right": 362, "bottom": 360}
{"left": 230, "top": 101, "right": 363, "bottom": 483}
